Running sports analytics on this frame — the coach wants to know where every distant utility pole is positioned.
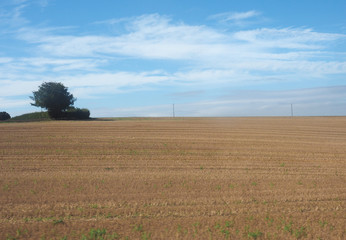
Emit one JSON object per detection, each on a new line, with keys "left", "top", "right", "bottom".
{"left": 291, "top": 104, "right": 294, "bottom": 117}
{"left": 173, "top": 104, "right": 175, "bottom": 118}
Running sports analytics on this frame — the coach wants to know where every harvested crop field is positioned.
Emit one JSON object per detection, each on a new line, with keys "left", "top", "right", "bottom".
{"left": 0, "top": 117, "right": 345, "bottom": 239}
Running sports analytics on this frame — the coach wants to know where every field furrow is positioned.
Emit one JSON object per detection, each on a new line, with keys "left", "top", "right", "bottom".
{"left": 0, "top": 117, "right": 345, "bottom": 239}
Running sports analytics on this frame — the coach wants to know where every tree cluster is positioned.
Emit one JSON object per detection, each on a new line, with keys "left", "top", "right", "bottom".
{"left": 0, "top": 112, "right": 11, "bottom": 121}
{"left": 63, "top": 107, "right": 90, "bottom": 120}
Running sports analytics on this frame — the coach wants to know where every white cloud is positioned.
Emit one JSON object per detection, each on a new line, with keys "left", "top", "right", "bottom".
{"left": 210, "top": 10, "right": 261, "bottom": 22}
{"left": 208, "top": 10, "right": 263, "bottom": 27}
{"left": 17, "top": 14, "right": 226, "bottom": 60}
{"left": 233, "top": 28, "right": 344, "bottom": 49}
{"left": 22, "top": 57, "right": 105, "bottom": 72}
{"left": 0, "top": 57, "right": 105, "bottom": 74}
{"left": 12, "top": 14, "right": 346, "bottom": 80}
{"left": 227, "top": 10, "right": 260, "bottom": 21}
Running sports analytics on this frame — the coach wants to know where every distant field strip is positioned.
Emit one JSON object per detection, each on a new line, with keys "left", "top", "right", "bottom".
{"left": 0, "top": 117, "right": 345, "bottom": 239}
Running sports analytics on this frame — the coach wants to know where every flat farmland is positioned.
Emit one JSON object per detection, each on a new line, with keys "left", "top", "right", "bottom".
{"left": 0, "top": 117, "right": 345, "bottom": 239}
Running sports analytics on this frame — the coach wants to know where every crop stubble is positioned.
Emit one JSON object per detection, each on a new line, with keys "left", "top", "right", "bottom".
{"left": 0, "top": 117, "right": 345, "bottom": 239}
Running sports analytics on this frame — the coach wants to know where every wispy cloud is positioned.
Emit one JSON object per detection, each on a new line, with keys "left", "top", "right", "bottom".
{"left": 17, "top": 14, "right": 227, "bottom": 60}
{"left": 233, "top": 28, "right": 344, "bottom": 49}
{"left": 37, "top": 0, "right": 49, "bottom": 8}
{"left": 0, "top": 0, "right": 29, "bottom": 28}
{"left": 209, "top": 10, "right": 262, "bottom": 26}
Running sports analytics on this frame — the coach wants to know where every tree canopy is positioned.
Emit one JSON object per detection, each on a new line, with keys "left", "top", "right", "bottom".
{"left": 0, "top": 111, "right": 11, "bottom": 121}
{"left": 30, "top": 82, "right": 76, "bottom": 119}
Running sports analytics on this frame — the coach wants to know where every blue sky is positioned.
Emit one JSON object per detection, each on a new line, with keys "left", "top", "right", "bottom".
{"left": 1, "top": 0, "right": 345, "bottom": 117}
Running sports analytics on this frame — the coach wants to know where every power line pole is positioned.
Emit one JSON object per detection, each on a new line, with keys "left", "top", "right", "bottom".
{"left": 173, "top": 104, "right": 175, "bottom": 118}
{"left": 291, "top": 104, "right": 294, "bottom": 117}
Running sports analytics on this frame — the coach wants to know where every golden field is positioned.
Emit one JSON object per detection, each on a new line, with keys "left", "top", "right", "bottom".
{"left": 0, "top": 117, "right": 345, "bottom": 239}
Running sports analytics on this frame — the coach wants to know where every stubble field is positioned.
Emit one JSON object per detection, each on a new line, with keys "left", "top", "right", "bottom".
{"left": 0, "top": 117, "right": 345, "bottom": 239}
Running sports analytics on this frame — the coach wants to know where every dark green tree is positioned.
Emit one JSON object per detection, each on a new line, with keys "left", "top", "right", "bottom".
{"left": 0, "top": 111, "right": 11, "bottom": 121}
{"left": 30, "top": 82, "right": 76, "bottom": 119}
